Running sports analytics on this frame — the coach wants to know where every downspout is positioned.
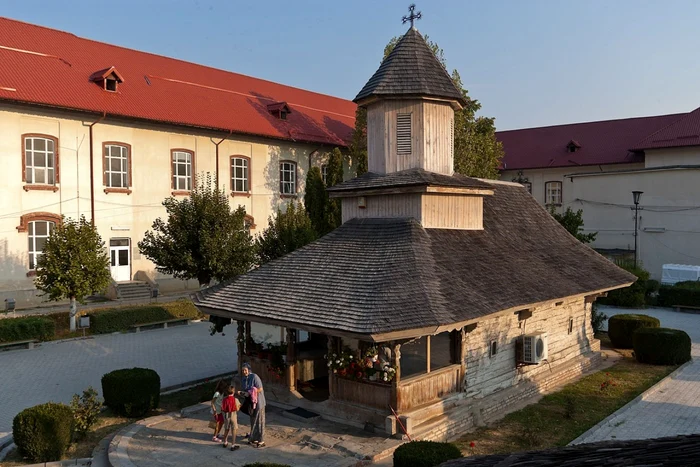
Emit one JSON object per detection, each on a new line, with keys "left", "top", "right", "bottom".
{"left": 213, "top": 130, "right": 233, "bottom": 187}
{"left": 88, "top": 112, "right": 107, "bottom": 225}
{"left": 308, "top": 147, "right": 322, "bottom": 172}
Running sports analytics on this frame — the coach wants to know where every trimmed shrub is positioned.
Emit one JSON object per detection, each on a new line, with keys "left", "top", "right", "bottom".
{"left": 633, "top": 327, "right": 692, "bottom": 365}
{"left": 0, "top": 316, "right": 55, "bottom": 343}
{"left": 608, "top": 314, "right": 660, "bottom": 349}
{"left": 393, "top": 440, "right": 462, "bottom": 467}
{"left": 71, "top": 386, "right": 102, "bottom": 437}
{"left": 598, "top": 263, "right": 649, "bottom": 308}
{"left": 102, "top": 368, "right": 160, "bottom": 417}
{"left": 658, "top": 281, "right": 700, "bottom": 308}
{"left": 13, "top": 402, "right": 74, "bottom": 463}
{"left": 90, "top": 300, "right": 201, "bottom": 334}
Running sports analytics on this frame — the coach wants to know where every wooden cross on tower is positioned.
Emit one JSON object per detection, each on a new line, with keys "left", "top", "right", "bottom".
{"left": 402, "top": 4, "right": 422, "bottom": 28}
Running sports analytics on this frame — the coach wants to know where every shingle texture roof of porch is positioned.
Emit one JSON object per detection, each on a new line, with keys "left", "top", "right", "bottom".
{"left": 326, "top": 168, "right": 492, "bottom": 193}
{"left": 193, "top": 182, "right": 634, "bottom": 336}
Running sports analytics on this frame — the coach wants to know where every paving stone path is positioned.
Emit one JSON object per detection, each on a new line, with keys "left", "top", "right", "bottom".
{"left": 0, "top": 322, "right": 236, "bottom": 434}
{"left": 571, "top": 306, "right": 700, "bottom": 444}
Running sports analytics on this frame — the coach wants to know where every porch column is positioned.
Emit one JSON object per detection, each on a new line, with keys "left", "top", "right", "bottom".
{"left": 286, "top": 328, "right": 297, "bottom": 391}
{"left": 245, "top": 321, "right": 252, "bottom": 352}
{"left": 390, "top": 341, "right": 401, "bottom": 411}
{"left": 327, "top": 335, "right": 338, "bottom": 400}
{"left": 236, "top": 320, "right": 245, "bottom": 374}
{"left": 459, "top": 327, "right": 467, "bottom": 391}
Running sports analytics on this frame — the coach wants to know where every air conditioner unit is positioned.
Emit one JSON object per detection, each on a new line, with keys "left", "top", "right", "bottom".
{"left": 522, "top": 332, "right": 548, "bottom": 364}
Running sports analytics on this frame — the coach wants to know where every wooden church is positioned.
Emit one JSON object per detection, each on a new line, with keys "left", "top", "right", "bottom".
{"left": 194, "top": 20, "right": 634, "bottom": 440}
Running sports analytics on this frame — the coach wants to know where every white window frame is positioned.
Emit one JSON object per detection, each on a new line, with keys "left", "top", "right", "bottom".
{"left": 172, "top": 150, "right": 193, "bottom": 191}
{"left": 28, "top": 220, "right": 55, "bottom": 270}
{"left": 231, "top": 157, "right": 250, "bottom": 193}
{"left": 321, "top": 164, "right": 328, "bottom": 185}
{"left": 105, "top": 144, "right": 129, "bottom": 188}
{"left": 24, "top": 136, "right": 56, "bottom": 185}
{"left": 280, "top": 161, "right": 297, "bottom": 195}
{"left": 545, "top": 181, "right": 562, "bottom": 205}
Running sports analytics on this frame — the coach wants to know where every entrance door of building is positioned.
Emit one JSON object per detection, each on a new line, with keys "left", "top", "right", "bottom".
{"left": 109, "top": 238, "right": 131, "bottom": 282}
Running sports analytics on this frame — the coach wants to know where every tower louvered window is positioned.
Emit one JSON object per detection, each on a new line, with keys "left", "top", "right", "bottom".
{"left": 396, "top": 113, "right": 412, "bottom": 155}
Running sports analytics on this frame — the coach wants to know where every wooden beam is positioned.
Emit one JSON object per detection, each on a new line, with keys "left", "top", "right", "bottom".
{"left": 390, "top": 341, "right": 401, "bottom": 411}
{"left": 426, "top": 335, "right": 431, "bottom": 374}
{"left": 459, "top": 327, "right": 467, "bottom": 392}
{"left": 286, "top": 328, "right": 296, "bottom": 391}
{"left": 236, "top": 320, "right": 245, "bottom": 375}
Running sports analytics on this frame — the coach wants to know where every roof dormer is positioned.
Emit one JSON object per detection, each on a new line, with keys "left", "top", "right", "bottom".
{"left": 566, "top": 139, "right": 582, "bottom": 153}
{"left": 89, "top": 66, "right": 124, "bottom": 92}
{"left": 267, "top": 102, "right": 292, "bottom": 120}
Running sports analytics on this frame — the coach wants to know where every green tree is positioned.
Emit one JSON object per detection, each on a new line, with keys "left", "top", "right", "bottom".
{"left": 34, "top": 215, "right": 111, "bottom": 331}
{"left": 304, "top": 166, "right": 328, "bottom": 235}
{"left": 351, "top": 34, "right": 504, "bottom": 179}
{"left": 549, "top": 206, "right": 598, "bottom": 244}
{"left": 325, "top": 147, "right": 344, "bottom": 230}
{"left": 256, "top": 201, "right": 317, "bottom": 264}
{"left": 138, "top": 173, "right": 255, "bottom": 288}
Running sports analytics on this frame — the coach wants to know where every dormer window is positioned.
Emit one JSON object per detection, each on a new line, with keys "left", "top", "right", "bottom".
{"left": 267, "top": 102, "right": 292, "bottom": 120}
{"left": 89, "top": 66, "right": 125, "bottom": 93}
{"left": 566, "top": 140, "right": 581, "bottom": 153}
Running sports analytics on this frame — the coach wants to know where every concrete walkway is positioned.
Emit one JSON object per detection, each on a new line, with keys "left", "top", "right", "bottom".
{"left": 109, "top": 404, "right": 400, "bottom": 467}
{"left": 0, "top": 322, "right": 236, "bottom": 434}
{"left": 571, "top": 306, "right": 700, "bottom": 444}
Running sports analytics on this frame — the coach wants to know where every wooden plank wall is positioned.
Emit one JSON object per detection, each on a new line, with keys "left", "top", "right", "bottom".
{"left": 341, "top": 194, "right": 422, "bottom": 223}
{"left": 333, "top": 376, "right": 392, "bottom": 410}
{"left": 396, "top": 365, "right": 461, "bottom": 412}
{"left": 421, "top": 194, "right": 483, "bottom": 229}
{"left": 422, "top": 101, "right": 454, "bottom": 175}
{"left": 367, "top": 99, "right": 425, "bottom": 174}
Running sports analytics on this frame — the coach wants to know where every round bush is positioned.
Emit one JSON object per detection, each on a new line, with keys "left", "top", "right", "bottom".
{"left": 608, "top": 314, "right": 660, "bottom": 349}
{"left": 13, "top": 402, "right": 74, "bottom": 463}
{"left": 393, "top": 440, "right": 462, "bottom": 467}
{"left": 633, "top": 327, "right": 692, "bottom": 365}
{"left": 101, "top": 368, "right": 160, "bottom": 417}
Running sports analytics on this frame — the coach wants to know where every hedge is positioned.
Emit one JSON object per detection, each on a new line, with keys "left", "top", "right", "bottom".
{"left": 89, "top": 300, "right": 201, "bottom": 334}
{"left": 102, "top": 368, "right": 161, "bottom": 417}
{"left": 598, "top": 263, "right": 649, "bottom": 308}
{"left": 658, "top": 281, "right": 700, "bottom": 308}
{"left": 13, "top": 402, "right": 74, "bottom": 463}
{"left": 633, "top": 327, "right": 692, "bottom": 365}
{"left": 608, "top": 314, "right": 660, "bottom": 349}
{"left": 393, "top": 441, "right": 462, "bottom": 467}
{"left": 0, "top": 316, "right": 55, "bottom": 343}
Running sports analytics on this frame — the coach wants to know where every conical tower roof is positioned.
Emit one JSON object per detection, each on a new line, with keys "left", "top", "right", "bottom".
{"left": 354, "top": 28, "right": 466, "bottom": 107}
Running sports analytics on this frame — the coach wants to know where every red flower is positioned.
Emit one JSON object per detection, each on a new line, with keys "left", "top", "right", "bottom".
{"left": 356, "top": 371, "right": 363, "bottom": 379}
{"left": 469, "top": 442, "right": 475, "bottom": 448}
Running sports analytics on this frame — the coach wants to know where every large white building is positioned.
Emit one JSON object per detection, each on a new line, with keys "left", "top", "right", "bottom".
{"left": 498, "top": 108, "right": 700, "bottom": 280}
{"left": 0, "top": 17, "right": 356, "bottom": 306}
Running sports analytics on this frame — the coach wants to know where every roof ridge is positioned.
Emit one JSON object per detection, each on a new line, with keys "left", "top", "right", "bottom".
{"left": 497, "top": 112, "right": 689, "bottom": 134}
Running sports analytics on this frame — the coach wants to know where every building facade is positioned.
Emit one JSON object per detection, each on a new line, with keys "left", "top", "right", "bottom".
{"left": 498, "top": 110, "right": 700, "bottom": 280}
{"left": 0, "top": 17, "right": 355, "bottom": 305}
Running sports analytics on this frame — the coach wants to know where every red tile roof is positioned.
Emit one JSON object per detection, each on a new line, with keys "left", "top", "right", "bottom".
{"left": 0, "top": 17, "right": 356, "bottom": 147}
{"left": 632, "top": 106, "right": 700, "bottom": 150}
{"left": 497, "top": 113, "right": 686, "bottom": 170}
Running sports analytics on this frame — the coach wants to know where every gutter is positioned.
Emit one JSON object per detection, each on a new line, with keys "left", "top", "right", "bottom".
{"left": 88, "top": 112, "right": 107, "bottom": 225}
{"left": 565, "top": 164, "right": 700, "bottom": 180}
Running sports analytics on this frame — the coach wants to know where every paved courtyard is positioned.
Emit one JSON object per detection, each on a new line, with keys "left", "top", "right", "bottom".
{"left": 571, "top": 306, "right": 700, "bottom": 444}
{"left": 0, "top": 322, "right": 236, "bottom": 434}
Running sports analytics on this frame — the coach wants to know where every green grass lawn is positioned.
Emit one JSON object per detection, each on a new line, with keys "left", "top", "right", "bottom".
{"left": 453, "top": 343, "right": 677, "bottom": 456}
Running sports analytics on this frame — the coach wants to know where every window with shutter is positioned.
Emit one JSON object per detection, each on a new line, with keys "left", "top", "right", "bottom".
{"left": 396, "top": 113, "right": 412, "bottom": 155}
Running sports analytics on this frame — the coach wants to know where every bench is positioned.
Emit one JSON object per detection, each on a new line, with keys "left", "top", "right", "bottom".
{"left": 0, "top": 339, "right": 39, "bottom": 351}
{"left": 130, "top": 318, "right": 191, "bottom": 332}
{"left": 673, "top": 304, "right": 700, "bottom": 314}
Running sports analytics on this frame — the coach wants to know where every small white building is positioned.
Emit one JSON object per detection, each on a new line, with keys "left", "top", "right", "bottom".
{"left": 498, "top": 108, "right": 700, "bottom": 280}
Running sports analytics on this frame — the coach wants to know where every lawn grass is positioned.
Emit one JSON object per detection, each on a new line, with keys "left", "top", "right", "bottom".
{"left": 453, "top": 348, "right": 677, "bottom": 456}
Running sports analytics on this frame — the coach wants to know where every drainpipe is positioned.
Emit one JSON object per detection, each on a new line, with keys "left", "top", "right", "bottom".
{"left": 88, "top": 112, "right": 107, "bottom": 225}
{"left": 308, "top": 147, "right": 322, "bottom": 172}
{"left": 213, "top": 130, "right": 233, "bottom": 187}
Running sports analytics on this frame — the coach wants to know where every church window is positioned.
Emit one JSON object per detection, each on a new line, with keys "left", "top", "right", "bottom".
{"left": 545, "top": 181, "right": 562, "bottom": 205}
{"left": 279, "top": 161, "right": 297, "bottom": 195}
{"left": 396, "top": 113, "right": 412, "bottom": 155}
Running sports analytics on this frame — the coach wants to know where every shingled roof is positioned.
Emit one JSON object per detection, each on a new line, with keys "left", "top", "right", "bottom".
{"left": 326, "top": 168, "right": 492, "bottom": 195}
{"left": 354, "top": 28, "right": 466, "bottom": 107}
{"left": 632, "top": 105, "right": 700, "bottom": 151}
{"left": 440, "top": 434, "right": 700, "bottom": 466}
{"left": 193, "top": 182, "right": 634, "bottom": 339}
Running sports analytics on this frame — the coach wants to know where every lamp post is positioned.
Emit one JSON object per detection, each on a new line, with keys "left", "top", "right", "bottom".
{"left": 632, "top": 191, "right": 643, "bottom": 266}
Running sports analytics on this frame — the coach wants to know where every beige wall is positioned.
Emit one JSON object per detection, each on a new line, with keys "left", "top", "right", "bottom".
{"left": 0, "top": 103, "right": 341, "bottom": 304}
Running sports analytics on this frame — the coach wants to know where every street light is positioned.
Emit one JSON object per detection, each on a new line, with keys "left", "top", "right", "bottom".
{"left": 632, "top": 191, "right": 643, "bottom": 266}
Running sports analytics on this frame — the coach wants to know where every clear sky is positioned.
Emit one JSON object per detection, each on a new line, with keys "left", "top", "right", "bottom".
{"left": 3, "top": 0, "right": 700, "bottom": 130}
